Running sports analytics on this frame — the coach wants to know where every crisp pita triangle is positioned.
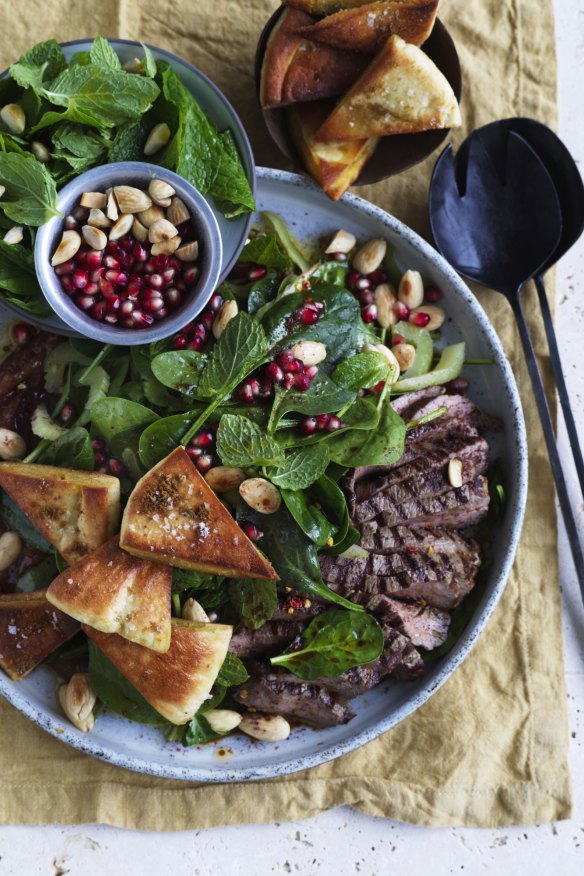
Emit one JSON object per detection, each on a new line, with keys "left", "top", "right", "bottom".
{"left": 47, "top": 537, "right": 172, "bottom": 653}
{"left": 120, "top": 447, "right": 278, "bottom": 580}
{"left": 314, "top": 34, "right": 461, "bottom": 142}
{"left": 84, "top": 619, "right": 232, "bottom": 724}
{"left": 0, "top": 462, "right": 120, "bottom": 564}
{"left": 288, "top": 101, "right": 379, "bottom": 199}
{"left": 0, "top": 590, "right": 80, "bottom": 680}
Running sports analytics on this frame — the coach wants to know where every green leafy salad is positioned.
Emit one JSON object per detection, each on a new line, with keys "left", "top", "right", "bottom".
{"left": 0, "top": 211, "right": 480, "bottom": 746}
{"left": 0, "top": 36, "right": 254, "bottom": 316}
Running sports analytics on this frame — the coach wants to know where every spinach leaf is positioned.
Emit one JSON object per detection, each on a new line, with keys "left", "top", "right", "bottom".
{"left": 269, "top": 444, "right": 329, "bottom": 490}
{"left": 216, "top": 651, "right": 249, "bottom": 686}
{"left": 328, "top": 398, "right": 406, "bottom": 468}
{"left": 228, "top": 579, "right": 278, "bottom": 631}
{"left": 0, "top": 493, "right": 52, "bottom": 551}
{"left": 216, "top": 413, "right": 283, "bottom": 467}
{"left": 210, "top": 130, "right": 255, "bottom": 217}
{"left": 247, "top": 276, "right": 279, "bottom": 315}
{"left": 151, "top": 350, "right": 207, "bottom": 397}
{"left": 38, "top": 426, "right": 94, "bottom": 470}
{"left": 239, "top": 234, "right": 291, "bottom": 271}
{"left": 310, "top": 260, "right": 347, "bottom": 288}
{"left": 332, "top": 351, "right": 389, "bottom": 391}
{"left": 172, "top": 568, "right": 224, "bottom": 593}
{"left": 0, "top": 238, "right": 47, "bottom": 313}
{"left": 15, "top": 555, "right": 58, "bottom": 593}
{"left": 197, "top": 312, "right": 268, "bottom": 398}
{"left": 0, "top": 152, "right": 60, "bottom": 225}
{"left": 263, "top": 212, "right": 310, "bottom": 271}
{"left": 237, "top": 503, "right": 362, "bottom": 612}
{"left": 138, "top": 410, "right": 198, "bottom": 468}
{"left": 269, "top": 371, "right": 355, "bottom": 430}
{"left": 38, "top": 64, "right": 159, "bottom": 130}
{"left": 281, "top": 489, "right": 336, "bottom": 548}
{"left": 91, "top": 398, "right": 159, "bottom": 443}
{"left": 270, "top": 609, "right": 384, "bottom": 680}
{"left": 307, "top": 474, "right": 360, "bottom": 555}
{"left": 90, "top": 36, "right": 122, "bottom": 71}
{"left": 17, "top": 39, "right": 67, "bottom": 80}
{"left": 88, "top": 641, "right": 168, "bottom": 726}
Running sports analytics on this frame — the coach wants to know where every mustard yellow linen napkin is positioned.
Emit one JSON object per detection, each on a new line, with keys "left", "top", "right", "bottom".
{"left": 0, "top": 0, "right": 571, "bottom": 828}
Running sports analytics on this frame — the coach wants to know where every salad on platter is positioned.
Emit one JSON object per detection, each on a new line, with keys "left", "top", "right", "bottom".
{"left": 0, "top": 206, "right": 502, "bottom": 746}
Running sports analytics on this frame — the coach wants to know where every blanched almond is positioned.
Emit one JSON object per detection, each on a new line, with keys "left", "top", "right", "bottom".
{"left": 31, "top": 141, "right": 50, "bottom": 163}
{"left": 144, "top": 122, "right": 171, "bottom": 156}
{"left": 392, "top": 342, "right": 416, "bottom": 371}
{"left": 0, "top": 103, "right": 25, "bottom": 134}
{"left": 123, "top": 57, "right": 143, "bottom": 74}
{"left": 0, "top": 531, "right": 22, "bottom": 571}
{"left": 148, "top": 178, "right": 175, "bottom": 205}
{"left": 106, "top": 188, "right": 119, "bottom": 222}
{"left": 58, "top": 673, "right": 96, "bottom": 733}
{"left": 0, "top": 427, "right": 26, "bottom": 460}
{"left": 82, "top": 225, "right": 107, "bottom": 250}
{"left": 448, "top": 458, "right": 463, "bottom": 488}
{"left": 374, "top": 283, "right": 397, "bottom": 329}
{"left": 151, "top": 235, "right": 181, "bottom": 255}
{"left": 87, "top": 208, "right": 111, "bottom": 229}
{"left": 324, "top": 229, "right": 356, "bottom": 255}
{"left": 148, "top": 218, "right": 179, "bottom": 243}
{"left": 205, "top": 709, "right": 242, "bottom": 734}
{"left": 80, "top": 191, "right": 107, "bottom": 209}
{"left": 289, "top": 340, "right": 326, "bottom": 365}
{"left": 239, "top": 713, "right": 290, "bottom": 742}
{"left": 398, "top": 270, "right": 424, "bottom": 309}
{"left": 166, "top": 196, "right": 190, "bottom": 226}
{"left": 109, "top": 212, "right": 134, "bottom": 240}
{"left": 204, "top": 465, "right": 247, "bottom": 492}
{"left": 181, "top": 597, "right": 209, "bottom": 623}
{"left": 3, "top": 226, "right": 23, "bottom": 245}
{"left": 239, "top": 478, "right": 281, "bottom": 514}
{"left": 175, "top": 241, "right": 199, "bottom": 262}
{"left": 351, "top": 237, "right": 387, "bottom": 275}
{"left": 132, "top": 217, "right": 148, "bottom": 242}
{"left": 212, "top": 300, "right": 238, "bottom": 339}
{"left": 114, "top": 185, "right": 152, "bottom": 214}
{"left": 51, "top": 230, "right": 81, "bottom": 266}
{"left": 138, "top": 205, "right": 165, "bottom": 227}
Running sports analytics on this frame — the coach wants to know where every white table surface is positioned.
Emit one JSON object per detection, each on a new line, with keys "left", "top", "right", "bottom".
{"left": 1, "top": 3, "right": 583, "bottom": 873}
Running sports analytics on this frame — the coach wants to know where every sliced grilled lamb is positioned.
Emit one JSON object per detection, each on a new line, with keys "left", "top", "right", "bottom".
{"left": 359, "top": 524, "right": 480, "bottom": 558}
{"left": 228, "top": 621, "right": 304, "bottom": 659}
{"left": 371, "top": 475, "right": 490, "bottom": 529}
{"left": 369, "top": 548, "right": 480, "bottom": 583}
{"left": 367, "top": 594, "right": 451, "bottom": 650}
{"left": 359, "top": 572, "right": 473, "bottom": 610}
{"left": 233, "top": 672, "right": 354, "bottom": 726}
{"left": 390, "top": 386, "right": 443, "bottom": 419}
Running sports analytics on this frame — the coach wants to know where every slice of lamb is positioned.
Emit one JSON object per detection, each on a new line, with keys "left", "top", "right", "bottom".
{"left": 369, "top": 548, "right": 480, "bottom": 583}
{"left": 367, "top": 594, "right": 451, "bottom": 650}
{"left": 228, "top": 621, "right": 304, "bottom": 659}
{"left": 359, "top": 573, "right": 474, "bottom": 610}
{"left": 358, "top": 524, "right": 480, "bottom": 558}
{"left": 371, "top": 476, "right": 490, "bottom": 529}
{"left": 233, "top": 673, "right": 354, "bottom": 726}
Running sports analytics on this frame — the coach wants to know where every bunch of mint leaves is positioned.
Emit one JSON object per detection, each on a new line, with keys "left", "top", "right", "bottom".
{"left": 0, "top": 37, "right": 255, "bottom": 314}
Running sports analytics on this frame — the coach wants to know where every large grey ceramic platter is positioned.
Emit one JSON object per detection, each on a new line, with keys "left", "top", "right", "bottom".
{"left": 0, "top": 168, "right": 528, "bottom": 782}
{"left": 0, "top": 38, "right": 255, "bottom": 333}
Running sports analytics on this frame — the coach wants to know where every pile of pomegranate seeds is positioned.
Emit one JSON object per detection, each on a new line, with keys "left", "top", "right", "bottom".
{"left": 299, "top": 412, "right": 348, "bottom": 435}
{"left": 185, "top": 425, "right": 219, "bottom": 474}
{"left": 51, "top": 181, "right": 201, "bottom": 330}
{"left": 92, "top": 437, "right": 128, "bottom": 477}
{"left": 237, "top": 346, "right": 320, "bottom": 405}
{"left": 173, "top": 293, "right": 223, "bottom": 351}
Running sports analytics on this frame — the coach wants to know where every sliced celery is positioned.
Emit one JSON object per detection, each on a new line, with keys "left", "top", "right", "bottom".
{"left": 392, "top": 342, "right": 466, "bottom": 393}
{"left": 393, "top": 321, "right": 434, "bottom": 379}
{"left": 263, "top": 211, "right": 310, "bottom": 272}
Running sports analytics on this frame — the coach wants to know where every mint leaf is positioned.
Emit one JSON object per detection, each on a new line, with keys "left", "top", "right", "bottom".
{"left": 37, "top": 64, "right": 159, "bottom": 130}
{"left": 0, "top": 152, "right": 60, "bottom": 225}
{"left": 141, "top": 43, "right": 157, "bottom": 79}
{"left": 9, "top": 61, "right": 48, "bottom": 93}
{"left": 228, "top": 579, "right": 278, "bottom": 632}
{"left": 90, "top": 36, "right": 122, "bottom": 71}
{"left": 216, "top": 414, "right": 283, "bottom": 467}
{"left": 270, "top": 609, "right": 384, "bottom": 680}
{"left": 210, "top": 130, "right": 255, "bottom": 217}
{"left": 216, "top": 651, "right": 249, "bottom": 686}
{"left": 270, "top": 445, "right": 330, "bottom": 490}
{"left": 332, "top": 351, "right": 390, "bottom": 391}
{"left": 18, "top": 39, "right": 66, "bottom": 80}
{"left": 240, "top": 234, "right": 291, "bottom": 270}
{"left": 197, "top": 312, "right": 268, "bottom": 398}
{"left": 0, "top": 237, "right": 37, "bottom": 296}
{"left": 108, "top": 119, "right": 145, "bottom": 162}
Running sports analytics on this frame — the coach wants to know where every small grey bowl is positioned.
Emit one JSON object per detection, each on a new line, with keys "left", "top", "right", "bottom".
{"left": 34, "top": 161, "right": 223, "bottom": 346}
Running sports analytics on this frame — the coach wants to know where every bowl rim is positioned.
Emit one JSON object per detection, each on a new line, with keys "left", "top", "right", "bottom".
{"left": 34, "top": 161, "right": 223, "bottom": 345}
{"left": 0, "top": 168, "right": 529, "bottom": 783}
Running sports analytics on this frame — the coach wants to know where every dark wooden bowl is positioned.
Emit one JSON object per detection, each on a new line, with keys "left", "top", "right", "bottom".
{"left": 254, "top": 10, "right": 462, "bottom": 185}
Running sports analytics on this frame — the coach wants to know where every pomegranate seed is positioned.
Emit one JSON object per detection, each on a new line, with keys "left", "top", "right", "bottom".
{"left": 300, "top": 417, "right": 317, "bottom": 435}
{"left": 173, "top": 333, "right": 189, "bottom": 349}
{"left": 425, "top": 284, "right": 442, "bottom": 302}
{"left": 153, "top": 255, "right": 170, "bottom": 272}
{"left": 143, "top": 296, "right": 165, "bottom": 314}
{"left": 72, "top": 270, "right": 88, "bottom": 289}
{"left": 72, "top": 205, "right": 88, "bottom": 223}
{"left": 258, "top": 378, "right": 274, "bottom": 398}
{"left": 99, "top": 280, "right": 115, "bottom": 299}
{"left": 238, "top": 383, "right": 255, "bottom": 404}
{"left": 91, "top": 301, "right": 107, "bottom": 321}
{"left": 304, "top": 365, "right": 318, "bottom": 379}
{"left": 355, "top": 277, "right": 371, "bottom": 291}
{"left": 133, "top": 243, "right": 148, "bottom": 261}
{"left": 188, "top": 336, "right": 204, "bottom": 351}
{"left": 106, "top": 241, "right": 121, "bottom": 254}
{"left": 12, "top": 323, "right": 33, "bottom": 344}
{"left": 266, "top": 362, "right": 284, "bottom": 383}
{"left": 361, "top": 304, "right": 378, "bottom": 323}
{"left": 191, "top": 431, "right": 214, "bottom": 448}
{"left": 359, "top": 290, "right": 374, "bottom": 306}
{"left": 64, "top": 216, "right": 78, "bottom": 231}
{"left": 106, "top": 270, "right": 128, "bottom": 286}
{"left": 108, "top": 458, "right": 127, "bottom": 477}
{"left": 165, "top": 287, "right": 182, "bottom": 307}
{"left": 195, "top": 454, "right": 214, "bottom": 474}
{"left": 316, "top": 414, "right": 330, "bottom": 429}
{"left": 161, "top": 267, "right": 176, "bottom": 286}
{"left": 297, "top": 307, "right": 319, "bottom": 325}
{"left": 394, "top": 301, "right": 409, "bottom": 320}
{"left": 201, "top": 310, "right": 214, "bottom": 330}
{"left": 59, "top": 402, "right": 76, "bottom": 423}
{"left": 346, "top": 270, "right": 362, "bottom": 290}
{"left": 369, "top": 270, "right": 388, "bottom": 285}
{"left": 276, "top": 349, "right": 297, "bottom": 371}
{"left": 370, "top": 380, "right": 385, "bottom": 394}
{"left": 175, "top": 279, "right": 186, "bottom": 291}
{"left": 90, "top": 267, "right": 105, "bottom": 283}
{"left": 409, "top": 311, "right": 431, "bottom": 328}
{"left": 55, "top": 260, "right": 75, "bottom": 276}
{"left": 144, "top": 257, "right": 156, "bottom": 273}
{"left": 148, "top": 273, "right": 163, "bottom": 290}
{"left": 327, "top": 251, "right": 347, "bottom": 262}
{"left": 75, "top": 251, "right": 87, "bottom": 267}
{"left": 248, "top": 378, "right": 261, "bottom": 396}
{"left": 60, "top": 275, "right": 76, "bottom": 294}
{"left": 248, "top": 265, "right": 267, "bottom": 281}
{"left": 92, "top": 438, "right": 106, "bottom": 452}
{"left": 295, "top": 372, "right": 311, "bottom": 392}
{"left": 104, "top": 255, "right": 120, "bottom": 269}
{"left": 186, "top": 446, "right": 202, "bottom": 460}
{"left": 132, "top": 310, "right": 155, "bottom": 328}
{"left": 120, "top": 316, "right": 135, "bottom": 329}
{"left": 106, "top": 296, "right": 121, "bottom": 313}
{"left": 74, "top": 293, "right": 95, "bottom": 311}
{"left": 392, "top": 333, "right": 406, "bottom": 346}
{"left": 326, "top": 416, "right": 341, "bottom": 431}
{"left": 183, "top": 267, "right": 200, "bottom": 288}
{"left": 104, "top": 313, "right": 119, "bottom": 325}
{"left": 153, "top": 306, "right": 168, "bottom": 322}
{"left": 190, "top": 323, "right": 206, "bottom": 340}
{"left": 85, "top": 250, "right": 103, "bottom": 268}
{"left": 283, "top": 373, "right": 295, "bottom": 389}
{"left": 119, "top": 235, "right": 135, "bottom": 252}
{"left": 120, "top": 300, "right": 135, "bottom": 316}
{"left": 208, "top": 293, "right": 222, "bottom": 310}
{"left": 93, "top": 451, "right": 106, "bottom": 466}
{"left": 84, "top": 282, "right": 99, "bottom": 297}
{"left": 241, "top": 521, "right": 262, "bottom": 541}
{"left": 127, "top": 276, "right": 143, "bottom": 294}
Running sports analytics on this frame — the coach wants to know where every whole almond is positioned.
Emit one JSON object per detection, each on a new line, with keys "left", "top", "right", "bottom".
{"left": 289, "top": 340, "right": 326, "bottom": 366}
{"left": 143, "top": 122, "right": 171, "bottom": 156}
{"left": 374, "top": 283, "right": 397, "bottom": 329}
{"left": 148, "top": 218, "right": 178, "bottom": 243}
{"left": 58, "top": 673, "right": 96, "bottom": 733}
{"left": 87, "top": 208, "right": 111, "bottom": 229}
{"left": 80, "top": 191, "right": 107, "bottom": 209}
{"left": 205, "top": 709, "right": 243, "bottom": 734}
{"left": 114, "top": 185, "right": 152, "bottom": 214}
{"left": 324, "top": 229, "right": 356, "bottom": 255}
{"left": 175, "top": 241, "right": 199, "bottom": 262}
{"left": 109, "top": 212, "right": 134, "bottom": 241}
{"left": 392, "top": 342, "right": 416, "bottom": 371}
{"left": 398, "top": 270, "right": 424, "bottom": 309}
{"left": 166, "top": 196, "right": 190, "bottom": 226}
{"left": 351, "top": 237, "right": 387, "bottom": 275}
{"left": 212, "top": 300, "right": 238, "bottom": 339}
{"left": 31, "top": 141, "right": 50, "bottom": 163}
{"left": 148, "top": 178, "right": 175, "bottom": 206}
{"left": 181, "top": 597, "right": 210, "bottom": 623}
{"left": 204, "top": 465, "right": 247, "bottom": 492}
{"left": 239, "top": 478, "right": 281, "bottom": 515}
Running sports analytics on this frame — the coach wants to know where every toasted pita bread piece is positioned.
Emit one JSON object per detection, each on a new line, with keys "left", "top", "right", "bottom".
{"left": 288, "top": 101, "right": 379, "bottom": 199}
{"left": 85, "top": 619, "right": 232, "bottom": 724}
{"left": 298, "top": 1, "right": 440, "bottom": 53}
{"left": 47, "top": 537, "right": 172, "bottom": 653}
{"left": 120, "top": 447, "right": 278, "bottom": 580}
{"left": 260, "top": 7, "right": 369, "bottom": 109}
{"left": 0, "top": 462, "right": 120, "bottom": 564}
{"left": 314, "top": 34, "right": 460, "bottom": 141}
{"left": 0, "top": 590, "right": 80, "bottom": 680}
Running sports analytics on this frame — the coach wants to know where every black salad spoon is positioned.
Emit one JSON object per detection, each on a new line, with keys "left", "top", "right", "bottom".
{"left": 429, "top": 125, "right": 584, "bottom": 596}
